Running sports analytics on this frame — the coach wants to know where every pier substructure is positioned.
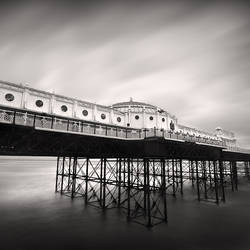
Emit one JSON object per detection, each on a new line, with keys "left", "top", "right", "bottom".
{"left": 222, "top": 161, "right": 238, "bottom": 191}
{"left": 244, "top": 162, "right": 250, "bottom": 180}
{"left": 193, "top": 160, "right": 225, "bottom": 204}
{"left": 56, "top": 156, "right": 168, "bottom": 227}
{"left": 169, "top": 159, "right": 227, "bottom": 204}
{"left": 55, "top": 156, "right": 250, "bottom": 226}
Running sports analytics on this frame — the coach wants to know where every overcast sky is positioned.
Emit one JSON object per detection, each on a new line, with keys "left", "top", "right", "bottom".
{"left": 0, "top": 0, "right": 249, "bottom": 147}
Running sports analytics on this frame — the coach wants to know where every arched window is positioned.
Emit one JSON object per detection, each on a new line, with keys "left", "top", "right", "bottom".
{"left": 5, "top": 93, "right": 14, "bottom": 102}
{"left": 101, "top": 113, "right": 106, "bottom": 119}
{"left": 82, "top": 110, "right": 88, "bottom": 116}
{"left": 35, "top": 100, "right": 43, "bottom": 107}
{"left": 162, "top": 118, "right": 165, "bottom": 122}
{"left": 117, "top": 117, "right": 121, "bottom": 122}
{"left": 135, "top": 115, "right": 139, "bottom": 120}
{"left": 61, "top": 105, "right": 68, "bottom": 112}
{"left": 149, "top": 116, "right": 153, "bottom": 121}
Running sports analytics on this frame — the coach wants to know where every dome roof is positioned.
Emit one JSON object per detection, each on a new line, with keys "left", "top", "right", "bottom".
{"left": 112, "top": 98, "right": 157, "bottom": 109}
{"left": 215, "top": 127, "right": 222, "bottom": 131}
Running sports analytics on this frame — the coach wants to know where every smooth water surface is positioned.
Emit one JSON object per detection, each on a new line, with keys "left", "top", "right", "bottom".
{"left": 0, "top": 156, "right": 250, "bottom": 250}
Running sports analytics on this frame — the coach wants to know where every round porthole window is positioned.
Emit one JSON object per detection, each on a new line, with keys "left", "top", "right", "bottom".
{"left": 35, "top": 100, "right": 43, "bottom": 107}
{"left": 101, "top": 113, "right": 106, "bottom": 119}
{"left": 117, "top": 117, "right": 121, "bottom": 122}
{"left": 61, "top": 105, "right": 68, "bottom": 112}
{"left": 5, "top": 93, "right": 14, "bottom": 102}
{"left": 149, "top": 116, "right": 154, "bottom": 121}
{"left": 162, "top": 118, "right": 165, "bottom": 122}
{"left": 82, "top": 110, "right": 88, "bottom": 116}
{"left": 135, "top": 115, "right": 139, "bottom": 120}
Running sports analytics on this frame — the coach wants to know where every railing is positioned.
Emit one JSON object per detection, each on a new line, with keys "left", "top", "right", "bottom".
{"left": 0, "top": 108, "right": 230, "bottom": 148}
{"left": 224, "top": 146, "right": 250, "bottom": 154}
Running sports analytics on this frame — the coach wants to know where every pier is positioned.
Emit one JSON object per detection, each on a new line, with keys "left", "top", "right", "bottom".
{"left": 1, "top": 80, "right": 250, "bottom": 227}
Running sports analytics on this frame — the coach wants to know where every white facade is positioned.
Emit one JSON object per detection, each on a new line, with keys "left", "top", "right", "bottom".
{"left": 215, "top": 127, "right": 237, "bottom": 147}
{"left": 0, "top": 80, "right": 237, "bottom": 146}
{"left": 111, "top": 99, "right": 178, "bottom": 131}
{"left": 0, "top": 80, "right": 125, "bottom": 126}
{"left": 0, "top": 83, "right": 23, "bottom": 109}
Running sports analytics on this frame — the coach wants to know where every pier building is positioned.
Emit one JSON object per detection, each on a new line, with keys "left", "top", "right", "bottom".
{"left": 0, "top": 80, "right": 237, "bottom": 149}
{"left": 0, "top": 79, "right": 249, "bottom": 227}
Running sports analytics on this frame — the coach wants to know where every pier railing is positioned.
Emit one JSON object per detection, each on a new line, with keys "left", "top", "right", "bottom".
{"left": 0, "top": 107, "right": 236, "bottom": 149}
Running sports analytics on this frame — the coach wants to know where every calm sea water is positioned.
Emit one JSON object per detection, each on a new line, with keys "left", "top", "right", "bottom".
{"left": 0, "top": 156, "right": 250, "bottom": 250}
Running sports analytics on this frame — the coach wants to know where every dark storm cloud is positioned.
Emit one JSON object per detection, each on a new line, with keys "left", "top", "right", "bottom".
{"left": 0, "top": 0, "right": 249, "bottom": 147}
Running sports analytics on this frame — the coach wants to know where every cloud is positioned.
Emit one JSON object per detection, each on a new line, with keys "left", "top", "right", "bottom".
{"left": 0, "top": 0, "right": 249, "bottom": 147}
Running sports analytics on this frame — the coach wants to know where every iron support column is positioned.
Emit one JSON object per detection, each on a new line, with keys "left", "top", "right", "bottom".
{"left": 161, "top": 159, "right": 168, "bottom": 223}
{"left": 213, "top": 161, "right": 219, "bottom": 204}
{"left": 195, "top": 160, "right": 200, "bottom": 201}
{"left": 68, "top": 157, "right": 72, "bottom": 191}
{"left": 219, "top": 160, "right": 225, "bottom": 202}
{"left": 146, "top": 158, "right": 152, "bottom": 227}
{"left": 55, "top": 156, "right": 60, "bottom": 192}
{"left": 60, "top": 157, "right": 65, "bottom": 194}
{"left": 71, "top": 157, "right": 77, "bottom": 199}
{"left": 102, "top": 158, "right": 107, "bottom": 209}
{"left": 172, "top": 159, "right": 176, "bottom": 197}
{"left": 118, "top": 158, "right": 122, "bottom": 207}
{"left": 244, "top": 162, "right": 250, "bottom": 180}
{"left": 180, "top": 159, "right": 183, "bottom": 195}
{"left": 232, "top": 161, "right": 238, "bottom": 191}
{"left": 127, "top": 158, "right": 131, "bottom": 220}
{"left": 203, "top": 161, "right": 208, "bottom": 200}
{"left": 85, "top": 157, "right": 89, "bottom": 204}
{"left": 100, "top": 158, "right": 103, "bottom": 206}
{"left": 229, "top": 161, "right": 234, "bottom": 192}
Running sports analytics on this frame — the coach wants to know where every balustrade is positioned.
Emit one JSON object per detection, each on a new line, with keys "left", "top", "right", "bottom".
{"left": 0, "top": 108, "right": 238, "bottom": 149}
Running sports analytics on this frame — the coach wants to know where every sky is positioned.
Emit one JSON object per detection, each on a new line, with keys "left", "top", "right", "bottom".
{"left": 0, "top": 0, "right": 249, "bottom": 147}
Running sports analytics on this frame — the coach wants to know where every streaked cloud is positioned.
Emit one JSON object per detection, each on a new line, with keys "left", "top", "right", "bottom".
{"left": 0, "top": 0, "right": 249, "bottom": 147}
